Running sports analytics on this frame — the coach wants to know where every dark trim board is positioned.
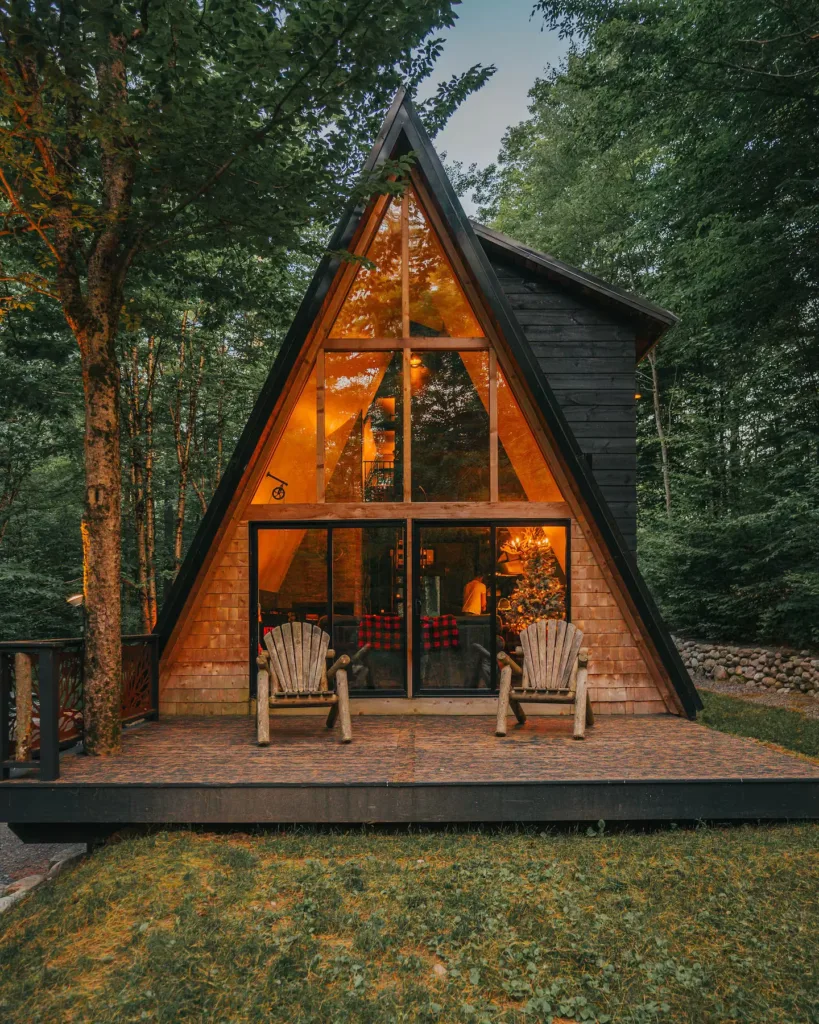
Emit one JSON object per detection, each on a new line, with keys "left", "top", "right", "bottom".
{"left": 2, "top": 779, "right": 817, "bottom": 825}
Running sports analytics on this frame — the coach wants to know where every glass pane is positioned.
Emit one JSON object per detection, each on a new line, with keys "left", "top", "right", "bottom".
{"left": 251, "top": 366, "right": 317, "bottom": 504}
{"left": 411, "top": 350, "right": 489, "bottom": 501}
{"left": 496, "top": 525, "right": 567, "bottom": 656}
{"left": 333, "top": 526, "right": 406, "bottom": 693}
{"left": 329, "top": 200, "right": 402, "bottom": 338}
{"left": 417, "top": 525, "right": 494, "bottom": 691}
{"left": 257, "top": 528, "right": 328, "bottom": 655}
{"left": 408, "top": 189, "right": 484, "bottom": 338}
{"left": 498, "top": 368, "right": 563, "bottom": 501}
{"left": 325, "top": 351, "right": 404, "bottom": 502}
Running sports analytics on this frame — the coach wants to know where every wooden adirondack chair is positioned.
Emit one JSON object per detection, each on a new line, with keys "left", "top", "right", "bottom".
{"left": 495, "top": 619, "right": 594, "bottom": 740}
{"left": 256, "top": 623, "right": 368, "bottom": 745}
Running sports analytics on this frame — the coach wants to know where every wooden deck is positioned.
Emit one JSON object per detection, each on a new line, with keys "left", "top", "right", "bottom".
{"left": 1, "top": 715, "right": 818, "bottom": 825}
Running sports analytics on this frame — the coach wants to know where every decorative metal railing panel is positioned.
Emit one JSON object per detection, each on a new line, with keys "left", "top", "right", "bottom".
{"left": 121, "top": 638, "right": 156, "bottom": 723}
{"left": 0, "top": 633, "right": 158, "bottom": 780}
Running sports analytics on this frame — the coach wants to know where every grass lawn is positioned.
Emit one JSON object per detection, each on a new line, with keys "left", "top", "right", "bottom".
{"left": 0, "top": 824, "right": 817, "bottom": 1023}
{"left": 699, "top": 689, "right": 819, "bottom": 759}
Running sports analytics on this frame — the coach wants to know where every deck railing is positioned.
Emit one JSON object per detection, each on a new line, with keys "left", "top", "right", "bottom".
{"left": 0, "top": 634, "right": 159, "bottom": 781}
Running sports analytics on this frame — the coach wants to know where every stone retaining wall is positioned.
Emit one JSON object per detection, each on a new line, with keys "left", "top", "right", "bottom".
{"left": 675, "top": 638, "right": 819, "bottom": 696}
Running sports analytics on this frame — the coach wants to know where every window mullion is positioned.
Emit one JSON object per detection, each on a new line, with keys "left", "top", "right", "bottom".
{"left": 402, "top": 189, "right": 412, "bottom": 502}
{"left": 490, "top": 348, "right": 498, "bottom": 502}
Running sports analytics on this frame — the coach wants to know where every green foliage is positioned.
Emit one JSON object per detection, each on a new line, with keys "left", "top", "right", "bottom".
{"left": 0, "top": 1, "right": 494, "bottom": 638}
{"left": 1, "top": 825, "right": 818, "bottom": 1022}
{"left": 473, "top": 0, "right": 819, "bottom": 647}
{"left": 699, "top": 690, "right": 819, "bottom": 760}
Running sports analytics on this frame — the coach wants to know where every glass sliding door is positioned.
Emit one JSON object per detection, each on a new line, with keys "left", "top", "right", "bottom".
{"left": 414, "top": 524, "right": 494, "bottom": 694}
{"left": 251, "top": 522, "right": 406, "bottom": 696}
{"left": 412, "top": 521, "right": 570, "bottom": 696}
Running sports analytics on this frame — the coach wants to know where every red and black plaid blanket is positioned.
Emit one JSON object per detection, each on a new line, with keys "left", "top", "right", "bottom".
{"left": 357, "top": 614, "right": 404, "bottom": 651}
{"left": 421, "top": 614, "right": 460, "bottom": 650}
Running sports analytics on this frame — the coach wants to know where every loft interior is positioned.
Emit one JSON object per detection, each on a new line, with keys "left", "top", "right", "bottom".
{"left": 156, "top": 90, "right": 700, "bottom": 720}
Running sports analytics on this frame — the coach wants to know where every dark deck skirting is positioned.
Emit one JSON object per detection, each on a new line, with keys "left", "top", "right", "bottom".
{"left": 3, "top": 779, "right": 818, "bottom": 826}
{"left": 1, "top": 716, "right": 817, "bottom": 825}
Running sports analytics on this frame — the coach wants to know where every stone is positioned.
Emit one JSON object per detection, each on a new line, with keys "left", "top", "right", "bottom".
{"left": 762, "top": 677, "right": 775, "bottom": 687}
{"left": 5, "top": 874, "right": 45, "bottom": 896}
{"left": 714, "top": 665, "right": 727, "bottom": 681}
{"left": 0, "top": 890, "right": 29, "bottom": 914}
{"left": 432, "top": 963, "right": 447, "bottom": 979}
{"left": 48, "top": 852, "right": 85, "bottom": 879}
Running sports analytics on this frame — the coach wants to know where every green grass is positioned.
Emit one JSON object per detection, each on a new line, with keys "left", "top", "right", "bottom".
{"left": 699, "top": 689, "right": 819, "bottom": 759}
{"left": 1, "top": 825, "right": 818, "bottom": 1023}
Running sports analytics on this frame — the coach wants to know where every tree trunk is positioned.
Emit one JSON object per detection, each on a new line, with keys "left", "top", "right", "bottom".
{"left": 78, "top": 320, "right": 123, "bottom": 755}
{"left": 124, "top": 337, "right": 158, "bottom": 633}
{"left": 144, "top": 335, "right": 158, "bottom": 626}
{"left": 648, "top": 349, "right": 672, "bottom": 518}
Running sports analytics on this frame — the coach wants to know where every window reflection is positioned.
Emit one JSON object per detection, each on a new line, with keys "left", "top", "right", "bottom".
{"left": 325, "top": 351, "right": 403, "bottom": 502}
{"left": 251, "top": 367, "right": 317, "bottom": 504}
{"left": 329, "top": 200, "right": 402, "bottom": 339}
{"left": 411, "top": 351, "right": 489, "bottom": 501}
{"left": 497, "top": 368, "right": 563, "bottom": 502}
{"left": 408, "top": 190, "right": 484, "bottom": 338}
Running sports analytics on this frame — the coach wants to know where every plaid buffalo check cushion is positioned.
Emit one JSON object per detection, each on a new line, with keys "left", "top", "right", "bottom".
{"left": 422, "top": 614, "right": 460, "bottom": 650}
{"left": 357, "top": 614, "right": 404, "bottom": 651}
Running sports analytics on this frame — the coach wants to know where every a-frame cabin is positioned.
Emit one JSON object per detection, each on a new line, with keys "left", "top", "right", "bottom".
{"left": 156, "top": 91, "right": 700, "bottom": 722}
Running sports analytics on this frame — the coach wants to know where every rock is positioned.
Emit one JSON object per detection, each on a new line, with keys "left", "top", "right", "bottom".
{"left": 0, "top": 890, "right": 30, "bottom": 914}
{"left": 762, "top": 677, "right": 775, "bottom": 687}
{"left": 714, "top": 665, "right": 727, "bottom": 680}
{"left": 5, "top": 874, "right": 45, "bottom": 896}
{"left": 432, "top": 963, "right": 447, "bottom": 979}
{"left": 48, "top": 852, "right": 85, "bottom": 879}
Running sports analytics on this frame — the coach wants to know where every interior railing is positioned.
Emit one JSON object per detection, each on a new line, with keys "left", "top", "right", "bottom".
{"left": 0, "top": 634, "right": 159, "bottom": 781}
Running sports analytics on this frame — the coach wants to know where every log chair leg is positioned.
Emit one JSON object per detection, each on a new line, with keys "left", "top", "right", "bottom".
{"left": 510, "top": 699, "right": 527, "bottom": 725}
{"left": 573, "top": 662, "right": 589, "bottom": 740}
{"left": 335, "top": 669, "right": 353, "bottom": 743}
{"left": 326, "top": 703, "right": 339, "bottom": 729}
{"left": 256, "top": 665, "right": 270, "bottom": 747}
{"left": 496, "top": 665, "right": 512, "bottom": 736}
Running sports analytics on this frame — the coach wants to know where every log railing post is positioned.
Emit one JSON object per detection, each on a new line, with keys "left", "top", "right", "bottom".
{"left": 38, "top": 649, "right": 60, "bottom": 781}
{"left": 14, "top": 652, "right": 33, "bottom": 762}
{"left": 0, "top": 655, "right": 10, "bottom": 780}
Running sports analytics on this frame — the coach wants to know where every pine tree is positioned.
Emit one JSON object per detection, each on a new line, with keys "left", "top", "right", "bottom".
{"left": 504, "top": 532, "right": 565, "bottom": 633}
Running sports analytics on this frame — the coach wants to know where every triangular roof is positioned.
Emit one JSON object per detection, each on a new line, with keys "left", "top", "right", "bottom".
{"left": 155, "top": 89, "right": 701, "bottom": 718}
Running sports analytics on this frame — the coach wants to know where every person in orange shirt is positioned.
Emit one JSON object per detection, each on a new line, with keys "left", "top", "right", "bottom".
{"left": 462, "top": 574, "right": 487, "bottom": 615}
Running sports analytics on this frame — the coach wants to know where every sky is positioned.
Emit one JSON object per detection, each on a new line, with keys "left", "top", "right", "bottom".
{"left": 417, "top": 0, "right": 569, "bottom": 211}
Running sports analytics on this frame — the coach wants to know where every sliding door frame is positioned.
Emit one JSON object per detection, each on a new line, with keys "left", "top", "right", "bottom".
{"left": 249, "top": 519, "right": 407, "bottom": 699}
{"left": 411, "top": 518, "right": 572, "bottom": 699}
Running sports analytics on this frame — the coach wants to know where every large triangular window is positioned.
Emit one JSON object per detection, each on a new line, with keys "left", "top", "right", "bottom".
{"left": 253, "top": 180, "right": 562, "bottom": 506}
{"left": 329, "top": 188, "right": 484, "bottom": 340}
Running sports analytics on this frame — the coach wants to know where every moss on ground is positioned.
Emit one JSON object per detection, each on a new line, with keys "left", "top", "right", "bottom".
{"left": 699, "top": 689, "right": 819, "bottom": 759}
{"left": 0, "top": 823, "right": 817, "bottom": 1023}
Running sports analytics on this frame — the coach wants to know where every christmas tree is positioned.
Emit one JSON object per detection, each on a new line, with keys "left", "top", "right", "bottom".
{"left": 503, "top": 529, "right": 565, "bottom": 633}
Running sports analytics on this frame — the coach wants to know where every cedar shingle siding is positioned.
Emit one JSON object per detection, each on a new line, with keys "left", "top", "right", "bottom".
{"left": 487, "top": 255, "right": 638, "bottom": 552}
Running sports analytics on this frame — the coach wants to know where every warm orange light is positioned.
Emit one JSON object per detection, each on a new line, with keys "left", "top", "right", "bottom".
{"left": 634, "top": 392, "right": 642, "bottom": 399}
{"left": 410, "top": 354, "right": 423, "bottom": 368}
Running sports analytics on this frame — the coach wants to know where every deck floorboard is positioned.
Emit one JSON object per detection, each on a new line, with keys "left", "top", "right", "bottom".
{"left": 8, "top": 714, "right": 819, "bottom": 785}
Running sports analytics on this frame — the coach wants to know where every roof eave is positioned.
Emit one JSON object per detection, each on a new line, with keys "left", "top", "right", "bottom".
{"left": 471, "top": 221, "right": 678, "bottom": 361}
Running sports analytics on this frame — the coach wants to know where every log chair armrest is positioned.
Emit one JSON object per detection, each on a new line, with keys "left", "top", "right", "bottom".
{"left": 326, "top": 653, "right": 351, "bottom": 682}
{"left": 514, "top": 646, "right": 523, "bottom": 656}
{"left": 497, "top": 651, "right": 523, "bottom": 677}
{"left": 578, "top": 647, "right": 589, "bottom": 667}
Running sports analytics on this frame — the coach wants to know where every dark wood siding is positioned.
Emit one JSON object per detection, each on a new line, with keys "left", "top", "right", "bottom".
{"left": 488, "top": 255, "right": 638, "bottom": 551}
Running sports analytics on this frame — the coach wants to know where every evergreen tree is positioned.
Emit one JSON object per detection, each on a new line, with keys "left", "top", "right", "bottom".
{"left": 504, "top": 531, "right": 565, "bottom": 633}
